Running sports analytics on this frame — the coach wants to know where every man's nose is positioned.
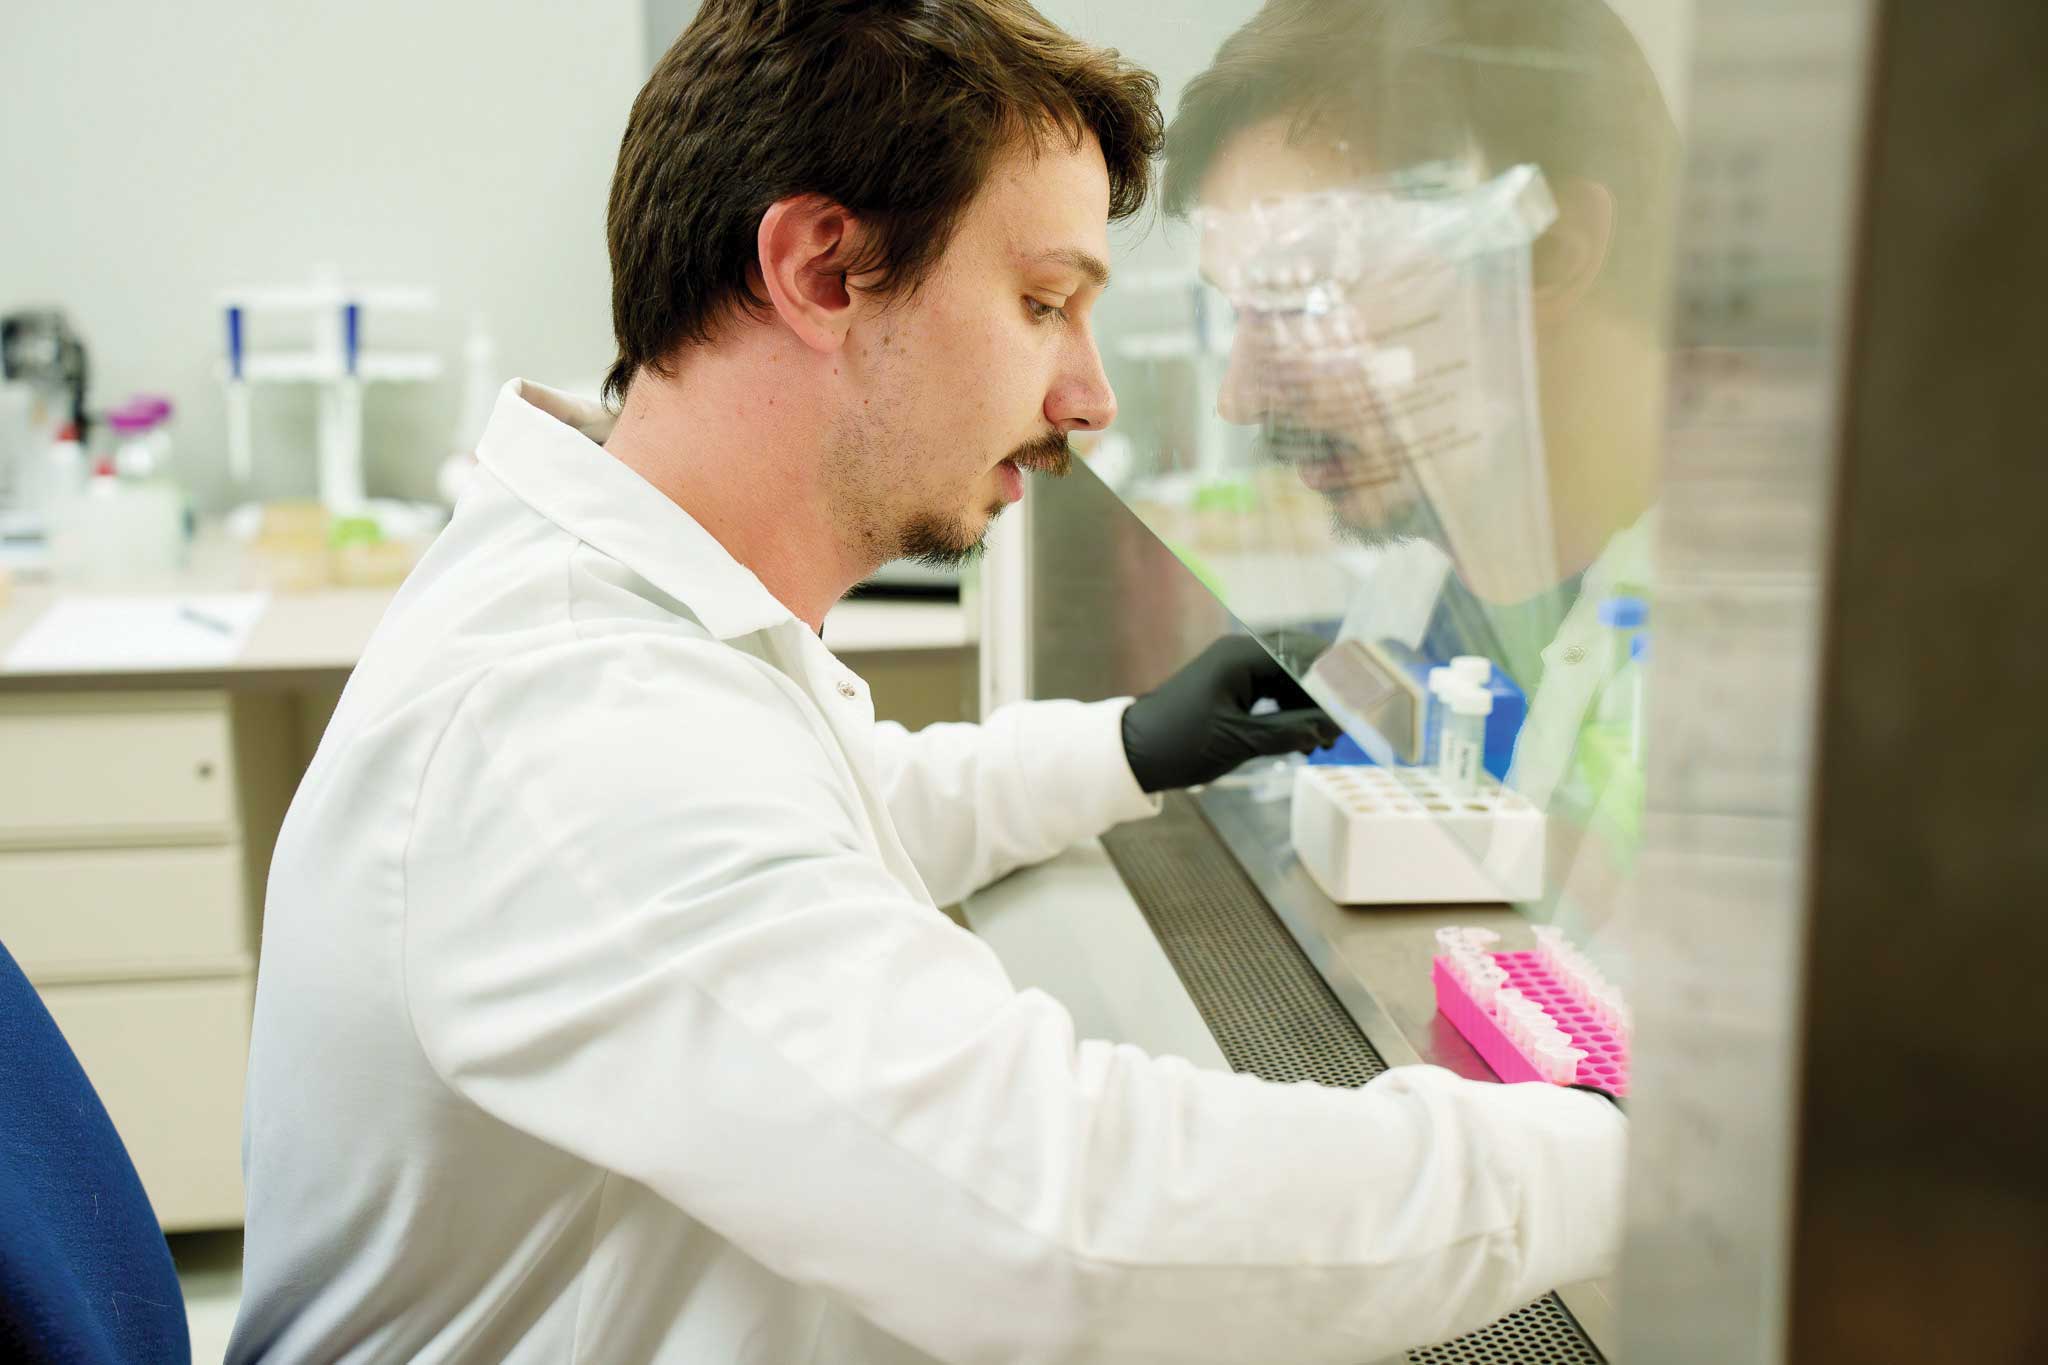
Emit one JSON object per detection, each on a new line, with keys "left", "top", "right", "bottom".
{"left": 1048, "top": 334, "right": 1118, "bottom": 433}
{"left": 1215, "top": 332, "right": 1267, "bottom": 426}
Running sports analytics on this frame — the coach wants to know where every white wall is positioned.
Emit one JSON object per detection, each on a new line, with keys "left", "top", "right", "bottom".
{"left": 0, "top": 0, "right": 644, "bottom": 513}
{"left": 0, "top": 0, "right": 1684, "bottom": 516}
{"left": 1033, "top": 0, "right": 1263, "bottom": 466}
{"left": 642, "top": 0, "right": 702, "bottom": 67}
{"left": 1039, "top": 0, "right": 1260, "bottom": 260}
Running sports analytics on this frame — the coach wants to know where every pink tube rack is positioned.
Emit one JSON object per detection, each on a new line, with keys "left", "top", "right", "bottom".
{"left": 1432, "top": 951, "right": 1631, "bottom": 1095}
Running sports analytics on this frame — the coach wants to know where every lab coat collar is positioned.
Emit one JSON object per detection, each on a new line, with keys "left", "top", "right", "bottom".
{"left": 475, "top": 379, "right": 796, "bottom": 641}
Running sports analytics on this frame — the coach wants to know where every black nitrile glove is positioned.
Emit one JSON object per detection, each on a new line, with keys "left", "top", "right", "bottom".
{"left": 1120, "top": 635, "right": 1343, "bottom": 793}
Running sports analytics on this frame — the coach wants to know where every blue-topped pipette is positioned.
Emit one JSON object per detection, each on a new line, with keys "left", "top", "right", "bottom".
{"left": 225, "top": 305, "right": 252, "bottom": 483}
{"left": 318, "top": 299, "right": 368, "bottom": 509}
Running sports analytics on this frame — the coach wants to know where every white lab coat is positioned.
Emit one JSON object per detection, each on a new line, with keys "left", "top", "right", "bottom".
{"left": 230, "top": 380, "right": 1625, "bottom": 1365}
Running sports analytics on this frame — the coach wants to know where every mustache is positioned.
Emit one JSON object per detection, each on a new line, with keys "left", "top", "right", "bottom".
{"left": 1005, "top": 432, "right": 1073, "bottom": 477}
{"left": 1261, "top": 424, "right": 1352, "bottom": 464}
{"left": 1261, "top": 423, "right": 1404, "bottom": 490}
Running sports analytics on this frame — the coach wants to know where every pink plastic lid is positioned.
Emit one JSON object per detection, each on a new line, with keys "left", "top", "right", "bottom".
{"left": 107, "top": 394, "right": 173, "bottom": 434}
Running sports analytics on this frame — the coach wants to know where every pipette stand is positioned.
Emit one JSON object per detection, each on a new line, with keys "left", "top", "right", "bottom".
{"left": 218, "top": 270, "right": 442, "bottom": 516}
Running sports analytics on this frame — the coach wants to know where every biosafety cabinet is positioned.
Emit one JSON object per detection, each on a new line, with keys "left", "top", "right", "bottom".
{"left": 969, "top": 2, "right": 2048, "bottom": 1361}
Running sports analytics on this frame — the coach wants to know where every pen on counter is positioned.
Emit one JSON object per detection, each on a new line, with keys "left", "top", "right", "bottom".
{"left": 179, "top": 604, "right": 236, "bottom": 635}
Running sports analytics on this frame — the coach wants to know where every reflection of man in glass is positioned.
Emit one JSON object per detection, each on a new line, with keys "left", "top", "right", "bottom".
{"left": 1167, "top": 0, "right": 1679, "bottom": 936}
{"left": 1170, "top": 0, "right": 1673, "bottom": 599}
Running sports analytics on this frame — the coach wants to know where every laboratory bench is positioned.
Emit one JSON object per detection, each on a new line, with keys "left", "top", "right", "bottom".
{"left": 0, "top": 565, "right": 972, "bottom": 1233}
{"left": 5, "top": 550, "right": 1615, "bottom": 1358}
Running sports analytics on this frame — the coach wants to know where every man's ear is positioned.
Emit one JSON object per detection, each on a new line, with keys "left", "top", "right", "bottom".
{"left": 1532, "top": 177, "right": 1616, "bottom": 323}
{"left": 756, "top": 195, "right": 859, "bottom": 354}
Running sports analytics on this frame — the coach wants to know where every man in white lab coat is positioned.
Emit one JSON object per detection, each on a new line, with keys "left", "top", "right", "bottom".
{"left": 231, "top": 3, "right": 1625, "bottom": 1362}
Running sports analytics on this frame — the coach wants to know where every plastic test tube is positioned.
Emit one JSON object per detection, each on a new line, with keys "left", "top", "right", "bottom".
{"left": 1435, "top": 925, "right": 1498, "bottom": 953}
{"left": 1544, "top": 1043, "right": 1588, "bottom": 1084}
{"left": 1597, "top": 596, "right": 1648, "bottom": 665}
{"left": 1591, "top": 987, "right": 1622, "bottom": 1031}
{"left": 1470, "top": 956, "right": 1506, "bottom": 1007}
{"left": 1427, "top": 666, "right": 1455, "bottom": 772}
{"left": 1629, "top": 633, "right": 1650, "bottom": 765}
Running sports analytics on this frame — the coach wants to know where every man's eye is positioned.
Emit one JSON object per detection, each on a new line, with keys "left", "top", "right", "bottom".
{"left": 1025, "top": 297, "right": 1068, "bottom": 324}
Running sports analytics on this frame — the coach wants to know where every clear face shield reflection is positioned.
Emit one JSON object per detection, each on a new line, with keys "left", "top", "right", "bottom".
{"left": 1196, "top": 165, "right": 1561, "bottom": 605}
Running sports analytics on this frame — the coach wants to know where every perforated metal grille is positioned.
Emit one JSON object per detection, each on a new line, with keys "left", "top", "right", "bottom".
{"left": 1100, "top": 794, "right": 1605, "bottom": 1365}
{"left": 1405, "top": 1297, "right": 1604, "bottom": 1364}
{"left": 1099, "top": 794, "right": 1386, "bottom": 1087}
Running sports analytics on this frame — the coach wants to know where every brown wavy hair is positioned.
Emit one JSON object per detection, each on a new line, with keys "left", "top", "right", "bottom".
{"left": 605, "top": 0, "right": 1163, "bottom": 406}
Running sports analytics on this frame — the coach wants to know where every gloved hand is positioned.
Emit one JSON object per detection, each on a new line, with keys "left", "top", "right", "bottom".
{"left": 1120, "top": 635, "right": 1343, "bottom": 793}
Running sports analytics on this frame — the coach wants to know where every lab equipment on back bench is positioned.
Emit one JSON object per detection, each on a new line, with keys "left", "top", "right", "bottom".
{"left": 216, "top": 268, "right": 442, "bottom": 522}
{"left": 0, "top": 310, "right": 90, "bottom": 549}
{"left": 108, "top": 396, "right": 176, "bottom": 482}
{"left": 46, "top": 448, "right": 185, "bottom": 585}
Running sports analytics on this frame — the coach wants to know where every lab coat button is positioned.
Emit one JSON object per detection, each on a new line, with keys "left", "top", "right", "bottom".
{"left": 837, "top": 680, "right": 858, "bottom": 699}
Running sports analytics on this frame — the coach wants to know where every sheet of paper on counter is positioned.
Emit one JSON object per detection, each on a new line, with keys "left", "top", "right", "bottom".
{"left": 3, "top": 593, "right": 271, "bottom": 672}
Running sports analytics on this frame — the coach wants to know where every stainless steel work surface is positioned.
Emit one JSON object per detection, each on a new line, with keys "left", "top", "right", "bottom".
{"left": 1195, "top": 779, "right": 1537, "bottom": 1080}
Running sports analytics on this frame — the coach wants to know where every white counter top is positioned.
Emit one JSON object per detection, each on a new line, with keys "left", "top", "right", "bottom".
{"left": 0, "top": 574, "right": 966, "bottom": 689}
{"left": 822, "top": 597, "right": 972, "bottom": 653}
{"left": 962, "top": 839, "right": 1228, "bottom": 1070}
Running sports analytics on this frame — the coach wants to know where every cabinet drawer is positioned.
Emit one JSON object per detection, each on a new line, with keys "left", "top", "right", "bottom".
{"left": 0, "top": 694, "right": 236, "bottom": 842}
{"left": 0, "top": 845, "right": 249, "bottom": 982}
{"left": 41, "top": 975, "right": 251, "bottom": 1232}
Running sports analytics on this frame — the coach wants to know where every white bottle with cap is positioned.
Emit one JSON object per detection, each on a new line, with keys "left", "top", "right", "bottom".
{"left": 1451, "top": 655, "right": 1493, "bottom": 686}
{"left": 1445, "top": 682, "right": 1494, "bottom": 796}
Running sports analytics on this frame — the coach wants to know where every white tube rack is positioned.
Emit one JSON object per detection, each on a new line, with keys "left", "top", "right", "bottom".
{"left": 1290, "top": 763, "right": 1544, "bottom": 905}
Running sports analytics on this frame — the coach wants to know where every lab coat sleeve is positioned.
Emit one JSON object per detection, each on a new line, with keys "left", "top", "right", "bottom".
{"left": 404, "top": 637, "right": 1625, "bottom": 1365}
{"left": 868, "top": 698, "right": 1162, "bottom": 907}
